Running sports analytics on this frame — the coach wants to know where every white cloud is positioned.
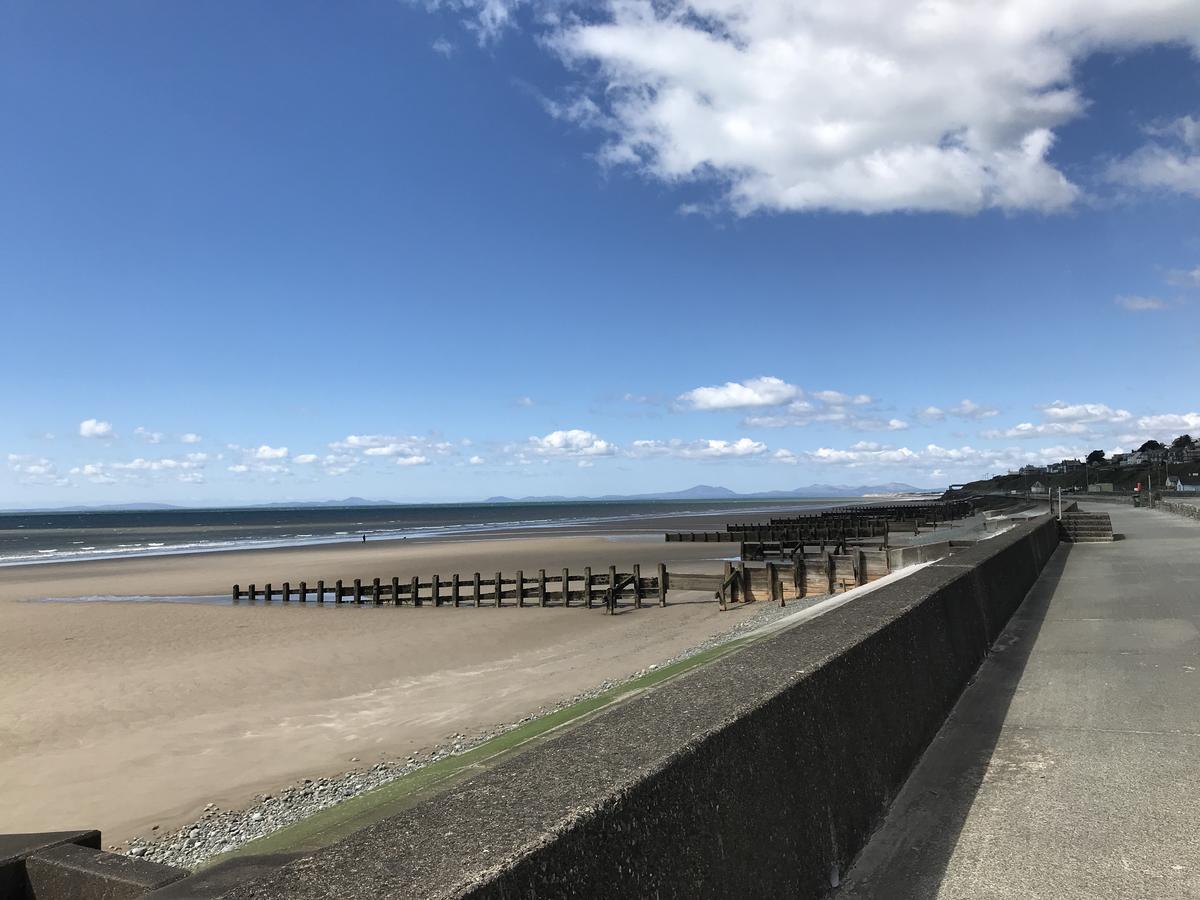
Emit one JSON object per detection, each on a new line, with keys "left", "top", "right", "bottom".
{"left": 1136, "top": 412, "right": 1200, "bottom": 434}
{"left": 528, "top": 429, "right": 615, "bottom": 457}
{"left": 8, "top": 454, "right": 69, "bottom": 486}
{"left": 432, "top": 36, "right": 456, "bottom": 57}
{"left": 1039, "top": 401, "right": 1132, "bottom": 424}
{"left": 1115, "top": 294, "right": 1169, "bottom": 312}
{"left": 528, "top": 1, "right": 1200, "bottom": 215}
{"left": 780, "top": 440, "right": 1089, "bottom": 474}
{"left": 916, "top": 406, "right": 946, "bottom": 423}
{"left": 468, "top": 455, "right": 485, "bottom": 465}
{"left": 948, "top": 399, "right": 999, "bottom": 419}
{"left": 254, "top": 445, "right": 289, "bottom": 460}
{"left": 394, "top": 455, "right": 430, "bottom": 467}
{"left": 515, "top": 396, "right": 535, "bottom": 407}
{"left": 630, "top": 437, "right": 768, "bottom": 459}
{"left": 1108, "top": 115, "right": 1200, "bottom": 198}
{"left": 79, "top": 418, "right": 114, "bottom": 439}
{"left": 678, "top": 376, "right": 800, "bottom": 410}
{"left": 812, "top": 390, "right": 871, "bottom": 406}
{"left": 134, "top": 426, "right": 163, "bottom": 444}
{"left": 66, "top": 454, "right": 208, "bottom": 484}
{"left": 294, "top": 454, "right": 319, "bottom": 464}
{"left": 180, "top": 433, "right": 202, "bottom": 444}
{"left": 1166, "top": 266, "right": 1200, "bottom": 288}
{"left": 981, "top": 422, "right": 1089, "bottom": 439}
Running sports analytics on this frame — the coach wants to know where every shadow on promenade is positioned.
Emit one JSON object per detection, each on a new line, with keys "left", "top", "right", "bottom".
{"left": 841, "top": 542, "right": 1073, "bottom": 897}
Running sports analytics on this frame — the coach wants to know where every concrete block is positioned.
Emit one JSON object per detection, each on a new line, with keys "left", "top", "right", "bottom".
{"left": 0, "top": 831, "right": 100, "bottom": 899}
{"left": 25, "top": 842, "right": 187, "bottom": 900}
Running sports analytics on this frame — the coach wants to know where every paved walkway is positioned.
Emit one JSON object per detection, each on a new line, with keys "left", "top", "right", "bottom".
{"left": 841, "top": 504, "right": 1200, "bottom": 899}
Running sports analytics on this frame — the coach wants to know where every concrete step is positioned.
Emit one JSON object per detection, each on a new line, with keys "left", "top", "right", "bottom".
{"left": 1059, "top": 512, "right": 1113, "bottom": 543}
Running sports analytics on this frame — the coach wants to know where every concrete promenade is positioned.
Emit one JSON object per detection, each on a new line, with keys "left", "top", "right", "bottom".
{"left": 842, "top": 504, "right": 1200, "bottom": 898}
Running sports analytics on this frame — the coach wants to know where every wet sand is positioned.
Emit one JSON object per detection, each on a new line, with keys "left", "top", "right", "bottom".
{"left": 0, "top": 532, "right": 751, "bottom": 843}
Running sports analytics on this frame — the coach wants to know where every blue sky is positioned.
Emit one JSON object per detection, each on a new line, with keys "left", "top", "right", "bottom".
{"left": 3, "top": 1, "right": 1199, "bottom": 506}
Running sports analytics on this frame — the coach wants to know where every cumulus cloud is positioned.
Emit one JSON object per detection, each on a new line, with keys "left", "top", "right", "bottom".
{"left": 469, "top": 455, "right": 485, "bottom": 465}
{"left": 981, "top": 422, "right": 1089, "bottom": 439}
{"left": 79, "top": 418, "right": 114, "bottom": 439}
{"left": 527, "top": 0, "right": 1200, "bottom": 215}
{"left": 394, "top": 455, "right": 430, "bottom": 467}
{"left": 68, "top": 454, "right": 208, "bottom": 484}
{"left": 1115, "top": 294, "right": 1169, "bottom": 312}
{"left": 254, "top": 445, "right": 289, "bottom": 460}
{"left": 1166, "top": 266, "right": 1200, "bottom": 288}
{"left": 432, "top": 36, "right": 456, "bottom": 57}
{"left": 948, "top": 399, "right": 999, "bottom": 419}
{"left": 1039, "top": 401, "right": 1132, "bottom": 424}
{"left": 528, "top": 429, "right": 616, "bottom": 457}
{"left": 294, "top": 454, "right": 319, "bottom": 464}
{"left": 8, "top": 454, "right": 69, "bottom": 486}
{"left": 630, "top": 437, "right": 768, "bottom": 459}
{"left": 677, "top": 376, "right": 898, "bottom": 430}
{"left": 776, "top": 440, "right": 1088, "bottom": 473}
{"left": 677, "top": 376, "right": 800, "bottom": 410}
{"left": 180, "top": 433, "right": 202, "bottom": 444}
{"left": 1136, "top": 412, "right": 1200, "bottom": 434}
{"left": 1108, "top": 114, "right": 1200, "bottom": 199}
{"left": 134, "top": 426, "right": 163, "bottom": 444}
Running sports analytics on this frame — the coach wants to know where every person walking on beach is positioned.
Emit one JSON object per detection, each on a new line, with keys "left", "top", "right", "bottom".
{"left": 362, "top": 534, "right": 367, "bottom": 543}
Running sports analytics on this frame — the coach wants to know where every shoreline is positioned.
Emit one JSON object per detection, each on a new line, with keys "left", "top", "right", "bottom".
{"left": 0, "top": 499, "right": 845, "bottom": 568}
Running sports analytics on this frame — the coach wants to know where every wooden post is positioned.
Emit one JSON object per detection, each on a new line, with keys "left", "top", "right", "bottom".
{"left": 473, "top": 572, "right": 481, "bottom": 607}
{"left": 353, "top": 578, "right": 362, "bottom": 604}
{"left": 317, "top": 579, "right": 325, "bottom": 603}
{"left": 412, "top": 576, "right": 421, "bottom": 606}
{"left": 609, "top": 565, "right": 617, "bottom": 614}
{"left": 247, "top": 583, "right": 255, "bottom": 601}
{"left": 391, "top": 576, "right": 400, "bottom": 605}
{"left": 658, "top": 563, "right": 667, "bottom": 606}
{"left": 720, "top": 562, "right": 730, "bottom": 611}
{"left": 335, "top": 579, "right": 343, "bottom": 604}
{"left": 232, "top": 584, "right": 240, "bottom": 602}
{"left": 738, "top": 562, "right": 746, "bottom": 604}
{"left": 584, "top": 566, "right": 593, "bottom": 608}
{"left": 768, "top": 562, "right": 782, "bottom": 606}
{"left": 372, "top": 577, "right": 381, "bottom": 604}
{"left": 827, "top": 553, "right": 835, "bottom": 594}
{"left": 494, "top": 572, "right": 502, "bottom": 608}
{"left": 299, "top": 580, "right": 306, "bottom": 602}
{"left": 452, "top": 573, "right": 461, "bottom": 607}
{"left": 562, "top": 568, "right": 570, "bottom": 607}
{"left": 431, "top": 574, "right": 440, "bottom": 607}
{"left": 633, "top": 564, "right": 642, "bottom": 609}
{"left": 538, "top": 569, "right": 546, "bottom": 607}
{"left": 516, "top": 570, "right": 524, "bottom": 607}
{"left": 282, "top": 581, "right": 291, "bottom": 602}
{"left": 265, "top": 582, "right": 272, "bottom": 602}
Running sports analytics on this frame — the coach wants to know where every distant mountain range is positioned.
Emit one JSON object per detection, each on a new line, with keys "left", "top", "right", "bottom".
{"left": 484, "top": 483, "right": 935, "bottom": 503}
{"left": 4, "top": 484, "right": 936, "bottom": 514}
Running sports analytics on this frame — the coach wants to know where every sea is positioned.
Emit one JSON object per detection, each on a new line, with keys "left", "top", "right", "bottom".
{"left": 0, "top": 499, "right": 846, "bottom": 566}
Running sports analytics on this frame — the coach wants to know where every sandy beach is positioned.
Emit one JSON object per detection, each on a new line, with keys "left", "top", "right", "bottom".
{"left": 0, "top": 531, "right": 755, "bottom": 844}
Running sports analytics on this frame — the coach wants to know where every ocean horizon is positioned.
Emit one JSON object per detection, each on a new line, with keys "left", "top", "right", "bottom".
{"left": 0, "top": 498, "right": 853, "bottom": 566}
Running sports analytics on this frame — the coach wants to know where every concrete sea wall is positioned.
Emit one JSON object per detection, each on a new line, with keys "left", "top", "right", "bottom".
{"left": 199, "top": 516, "right": 1061, "bottom": 900}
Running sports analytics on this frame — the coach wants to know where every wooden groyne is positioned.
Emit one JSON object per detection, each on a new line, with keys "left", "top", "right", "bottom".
{"left": 232, "top": 564, "right": 666, "bottom": 613}
{"left": 231, "top": 547, "right": 894, "bottom": 616}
